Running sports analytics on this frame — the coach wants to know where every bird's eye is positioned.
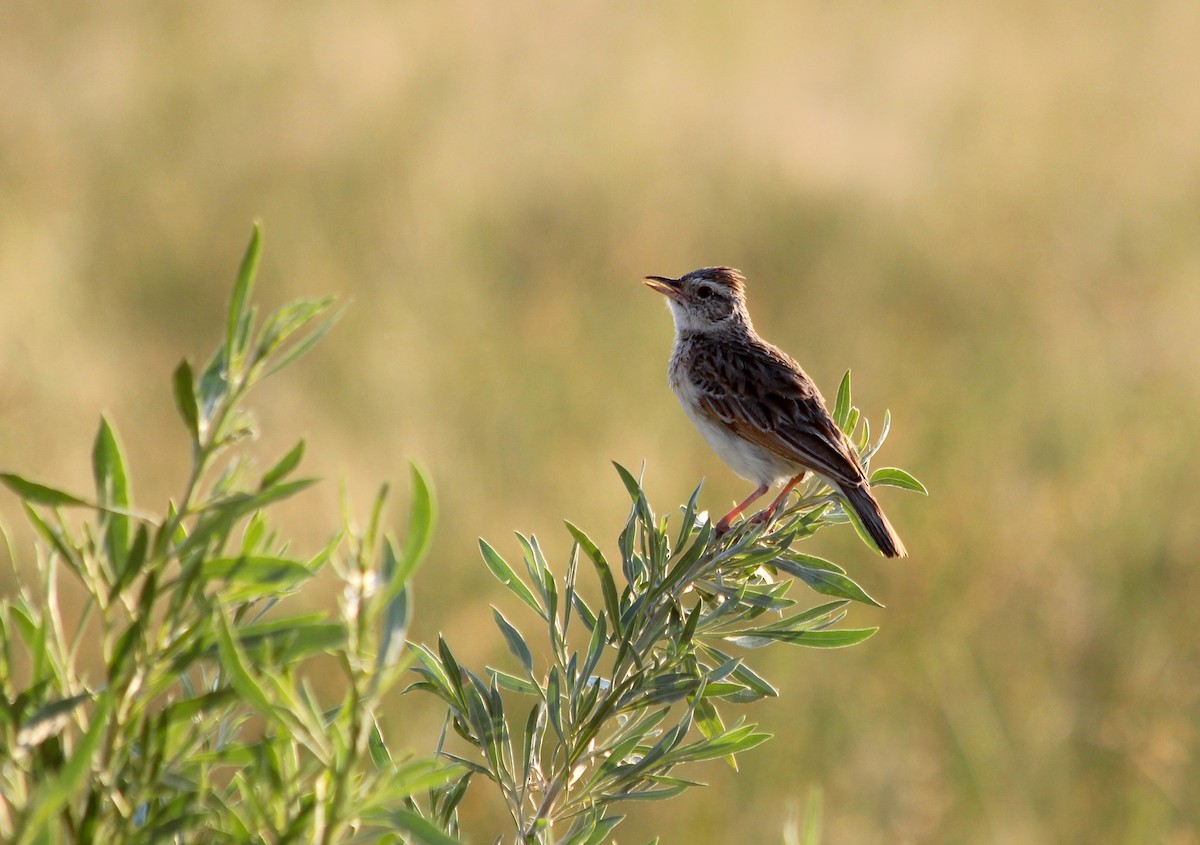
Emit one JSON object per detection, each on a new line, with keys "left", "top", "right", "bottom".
{"left": 695, "top": 286, "right": 713, "bottom": 299}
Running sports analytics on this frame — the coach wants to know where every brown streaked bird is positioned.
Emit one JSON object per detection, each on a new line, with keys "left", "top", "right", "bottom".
{"left": 643, "top": 266, "right": 907, "bottom": 557}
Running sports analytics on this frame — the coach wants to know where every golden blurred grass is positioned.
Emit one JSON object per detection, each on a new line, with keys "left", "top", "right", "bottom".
{"left": 3, "top": 1, "right": 1199, "bottom": 841}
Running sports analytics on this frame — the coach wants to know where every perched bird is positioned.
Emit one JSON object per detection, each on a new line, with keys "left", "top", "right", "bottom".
{"left": 644, "top": 266, "right": 907, "bottom": 557}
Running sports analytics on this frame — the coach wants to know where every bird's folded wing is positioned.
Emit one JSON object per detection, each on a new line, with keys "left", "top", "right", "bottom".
{"left": 691, "top": 339, "right": 866, "bottom": 487}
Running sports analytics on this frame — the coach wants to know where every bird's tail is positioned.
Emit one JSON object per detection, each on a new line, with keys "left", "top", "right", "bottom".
{"left": 839, "top": 482, "right": 907, "bottom": 558}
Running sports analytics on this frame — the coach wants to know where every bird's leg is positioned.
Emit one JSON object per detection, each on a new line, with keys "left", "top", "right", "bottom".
{"left": 715, "top": 483, "right": 770, "bottom": 534}
{"left": 750, "top": 472, "right": 808, "bottom": 526}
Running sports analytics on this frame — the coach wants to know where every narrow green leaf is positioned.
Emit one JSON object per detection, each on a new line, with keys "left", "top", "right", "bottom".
{"left": 675, "top": 480, "right": 704, "bottom": 548}
{"left": 693, "top": 696, "right": 726, "bottom": 743}
{"left": 699, "top": 681, "right": 751, "bottom": 699}
{"left": 20, "top": 503, "right": 80, "bottom": 571}
{"left": 437, "top": 636, "right": 468, "bottom": 706}
{"left": 725, "top": 542, "right": 793, "bottom": 572}
{"left": 739, "top": 627, "right": 878, "bottom": 648}
{"left": 460, "top": 670, "right": 494, "bottom": 747}
{"left": 563, "top": 541, "right": 581, "bottom": 642}
{"left": 781, "top": 501, "right": 832, "bottom": 540}
{"left": 843, "top": 406, "right": 860, "bottom": 439}
{"left": 240, "top": 511, "right": 267, "bottom": 553}
{"left": 788, "top": 551, "right": 845, "bottom": 573}
{"left": 263, "top": 302, "right": 347, "bottom": 377}
{"left": 613, "top": 462, "right": 654, "bottom": 529}
{"left": 515, "top": 534, "right": 552, "bottom": 610}
{"left": 197, "top": 347, "right": 229, "bottom": 424}
{"left": 398, "top": 463, "right": 436, "bottom": 582}
{"left": 670, "top": 724, "right": 772, "bottom": 764}
{"left": 621, "top": 673, "right": 704, "bottom": 709}
{"left": 227, "top": 222, "right": 262, "bottom": 369}
{"left": 704, "top": 656, "right": 744, "bottom": 684}
{"left": 2, "top": 519, "right": 17, "bottom": 577}
{"left": 611, "top": 462, "right": 643, "bottom": 503}
{"left": 367, "top": 718, "right": 393, "bottom": 769}
{"left": 774, "top": 558, "right": 883, "bottom": 607}
{"left": 863, "top": 408, "right": 892, "bottom": 461}
{"left": 110, "top": 523, "right": 149, "bottom": 601}
{"left": 199, "top": 555, "right": 314, "bottom": 600}
{"left": 758, "top": 600, "right": 850, "bottom": 632}
{"left": 602, "top": 782, "right": 690, "bottom": 803}
{"left": 408, "top": 644, "right": 458, "bottom": 703}
{"left": 386, "top": 758, "right": 463, "bottom": 798}
{"left": 538, "top": 550, "right": 558, "bottom": 629}
{"left": 705, "top": 647, "right": 778, "bottom": 700}
{"left": 7, "top": 605, "right": 47, "bottom": 693}
{"left": 253, "top": 297, "right": 336, "bottom": 364}
{"left": 565, "top": 521, "right": 621, "bottom": 633}
{"left": 479, "top": 539, "right": 543, "bottom": 617}
{"left": 160, "top": 688, "right": 237, "bottom": 726}
{"left": 680, "top": 602, "right": 702, "bottom": 646}
{"left": 522, "top": 702, "right": 545, "bottom": 788}
{"left": 236, "top": 306, "right": 256, "bottom": 372}
{"left": 857, "top": 414, "right": 872, "bottom": 455}
{"left": 492, "top": 608, "right": 534, "bottom": 674}
{"left": 260, "top": 440, "right": 305, "bottom": 489}
{"left": 0, "top": 473, "right": 87, "bottom": 508}
{"left": 725, "top": 607, "right": 849, "bottom": 648}
{"left": 580, "top": 815, "right": 623, "bottom": 844}
{"left": 617, "top": 512, "right": 637, "bottom": 587}
{"left": 489, "top": 668, "right": 540, "bottom": 695}
{"left": 91, "top": 416, "right": 131, "bottom": 572}
{"left": 387, "top": 808, "right": 460, "bottom": 845}
{"left": 171, "top": 359, "right": 201, "bottom": 442}
{"left": 571, "top": 591, "right": 598, "bottom": 631}
{"left": 652, "top": 521, "right": 713, "bottom": 602}
{"left": 579, "top": 612, "right": 608, "bottom": 687}
{"left": 377, "top": 582, "right": 412, "bottom": 674}
{"left": 153, "top": 500, "right": 185, "bottom": 558}
{"left": 16, "top": 692, "right": 91, "bottom": 749}
{"left": 833, "top": 370, "right": 852, "bottom": 430}
{"left": 546, "top": 667, "right": 564, "bottom": 742}
{"left": 228, "top": 619, "right": 346, "bottom": 664}
{"left": 869, "top": 466, "right": 928, "bottom": 495}
{"left": 366, "top": 483, "right": 390, "bottom": 557}
{"left": 428, "top": 772, "right": 474, "bottom": 827}
{"left": 214, "top": 609, "right": 279, "bottom": 721}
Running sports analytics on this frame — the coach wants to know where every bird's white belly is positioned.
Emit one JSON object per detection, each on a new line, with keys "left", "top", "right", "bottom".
{"left": 680, "top": 399, "right": 800, "bottom": 487}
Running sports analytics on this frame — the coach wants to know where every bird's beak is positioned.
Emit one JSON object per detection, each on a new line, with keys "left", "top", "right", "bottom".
{"left": 643, "top": 275, "right": 685, "bottom": 303}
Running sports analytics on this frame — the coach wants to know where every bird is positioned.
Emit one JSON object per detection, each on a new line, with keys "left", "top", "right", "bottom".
{"left": 643, "top": 266, "right": 907, "bottom": 557}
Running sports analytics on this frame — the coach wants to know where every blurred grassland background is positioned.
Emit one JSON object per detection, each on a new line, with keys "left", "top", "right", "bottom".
{"left": 2, "top": 1, "right": 1199, "bottom": 842}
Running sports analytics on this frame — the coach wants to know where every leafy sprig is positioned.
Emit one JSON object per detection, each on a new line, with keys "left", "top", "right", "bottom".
{"left": 412, "top": 374, "right": 924, "bottom": 844}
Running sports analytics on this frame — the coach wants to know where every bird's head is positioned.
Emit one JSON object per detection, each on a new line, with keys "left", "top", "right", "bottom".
{"left": 643, "top": 267, "right": 750, "bottom": 333}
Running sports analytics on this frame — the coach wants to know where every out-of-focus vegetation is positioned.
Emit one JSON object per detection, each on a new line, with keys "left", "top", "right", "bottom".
{"left": 1, "top": 2, "right": 1197, "bottom": 842}
{"left": 0, "top": 240, "right": 461, "bottom": 843}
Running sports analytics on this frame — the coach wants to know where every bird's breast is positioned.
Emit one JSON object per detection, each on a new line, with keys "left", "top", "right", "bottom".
{"left": 666, "top": 341, "right": 799, "bottom": 487}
